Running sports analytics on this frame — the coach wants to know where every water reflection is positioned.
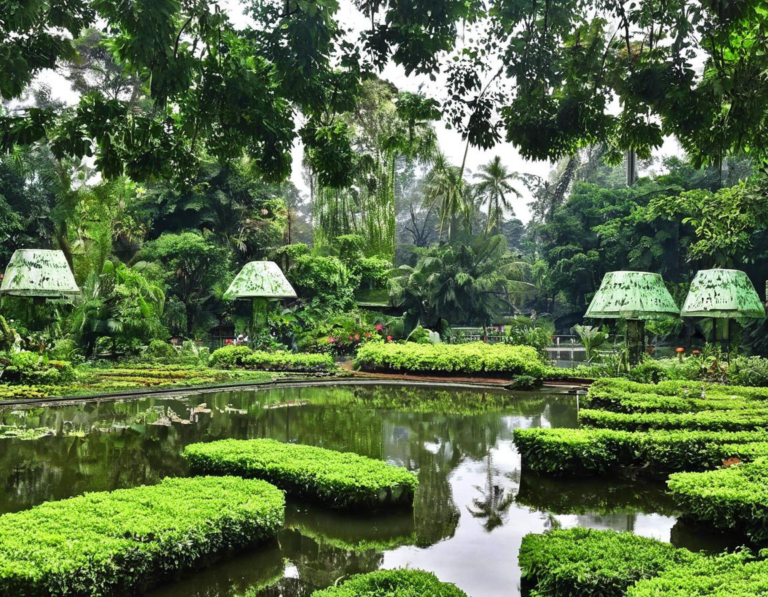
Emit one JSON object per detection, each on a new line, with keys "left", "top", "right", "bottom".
{"left": 0, "top": 384, "right": 730, "bottom": 597}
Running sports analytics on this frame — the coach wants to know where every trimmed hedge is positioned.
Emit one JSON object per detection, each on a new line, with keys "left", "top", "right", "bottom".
{"left": 310, "top": 569, "right": 467, "bottom": 597}
{"left": 579, "top": 407, "right": 768, "bottom": 432}
{"left": 184, "top": 439, "right": 418, "bottom": 509}
{"left": 582, "top": 389, "right": 753, "bottom": 414}
{"left": 0, "top": 476, "right": 285, "bottom": 596}
{"left": 209, "top": 346, "right": 335, "bottom": 372}
{"left": 513, "top": 428, "right": 768, "bottom": 476}
{"left": 589, "top": 378, "right": 768, "bottom": 400}
{"left": 668, "top": 459, "right": 768, "bottom": 543}
{"left": 353, "top": 342, "right": 545, "bottom": 379}
{"left": 519, "top": 528, "right": 699, "bottom": 597}
{"left": 628, "top": 553, "right": 768, "bottom": 596}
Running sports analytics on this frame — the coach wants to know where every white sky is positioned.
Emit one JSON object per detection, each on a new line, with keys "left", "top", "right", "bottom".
{"left": 35, "top": 0, "right": 683, "bottom": 224}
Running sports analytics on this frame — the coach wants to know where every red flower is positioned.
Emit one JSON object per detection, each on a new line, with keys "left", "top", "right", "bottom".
{"left": 364, "top": 332, "right": 371, "bottom": 338}
{"left": 386, "top": 335, "right": 393, "bottom": 342}
{"left": 355, "top": 334, "right": 360, "bottom": 341}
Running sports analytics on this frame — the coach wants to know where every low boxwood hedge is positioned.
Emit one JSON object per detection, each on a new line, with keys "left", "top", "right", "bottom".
{"left": 583, "top": 389, "right": 751, "bottom": 414}
{"left": 513, "top": 428, "right": 768, "bottom": 476}
{"left": 579, "top": 407, "right": 768, "bottom": 432}
{"left": 519, "top": 528, "right": 700, "bottom": 597}
{"left": 668, "top": 459, "right": 768, "bottom": 543}
{"left": 184, "top": 439, "right": 418, "bottom": 509}
{"left": 353, "top": 342, "right": 545, "bottom": 380}
{"left": 589, "top": 378, "right": 768, "bottom": 400}
{"left": 310, "top": 569, "right": 467, "bottom": 597}
{"left": 0, "top": 476, "right": 285, "bottom": 596}
{"left": 628, "top": 552, "right": 768, "bottom": 596}
{"left": 209, "top": 346, "right": 335, "bottom": 372}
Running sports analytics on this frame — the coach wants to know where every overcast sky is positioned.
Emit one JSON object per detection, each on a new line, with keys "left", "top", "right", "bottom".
{"left": 36, "top": 0, "right": 684, "bottom": 224}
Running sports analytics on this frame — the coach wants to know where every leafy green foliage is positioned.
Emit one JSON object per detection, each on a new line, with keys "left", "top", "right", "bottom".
{"left": 579, "top": 407, "right": 768, "bottom": 432}
{"left": 209, "top": 345, "right": 335, "bottom": 372}
{"left": 668, "top": 459, "right": 768, "bottom": 543}
{"left": 354, "top": 342, "right": 546, "bottom": 380}
{"left": 519, "top": 528, "right": 699, "bottom": 597}
{"left": 310, "top": 569, "right": 467, "bottom": 597}
{"left": 287, "top": 253, "right": 356, "bottom": 315}
{"left": 183, "top": 438, "right": 418, "bottom": 510}
{"left": 1, "top": 352, "right": 75, "bottom": 385}
{"left": 0, "top": 476, "right": 284, "bottom": 596}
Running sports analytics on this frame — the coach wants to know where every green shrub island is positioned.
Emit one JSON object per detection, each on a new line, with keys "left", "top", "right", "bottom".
{"left": 310, "top": 569, "right": 467, "bottom": 597}
{"left": 668, "top": 459, "right": 768, "bottom": 543}
{"left": 184, "top": 438, "right": 418, "bottom": 509}
{"left": 579, "top": 407, "right": 768, "bottom": 432}
{"left": 354, "top": 342, "right": 545, "bottom": 380}
{"left": 0, "top": 476, "right": 285, "bottom": 596}
{"left": 521, "top": 528, "right": 768, "bottom": 597}
{"left": 520, "top": 528, "right": 699, "bottom": 597}
{"left": 210, "top": 345, "right": 336, "bottom": 372}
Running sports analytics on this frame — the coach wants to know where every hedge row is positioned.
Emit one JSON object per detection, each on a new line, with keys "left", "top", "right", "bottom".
{"left": 311, "top": 569, "right": 467, "bottom": 597}
{"left": 579, "top": 407, "right": 768, "bottom": 432}
{"left": 590, "top": 378, "right": 768, "bottom": 400}
{"left": 209, "top": 345, "right": 335, "bottom": 372}
{"left": 582, "top": 389, "right": 756, "bottom": 414}
{"left": 353, "top": 342, "right": 546, "bottom": 379}
{"left": 519, "top": 528, "right": 700, "bottom": 597}
{"left": 184, "top": 439, "right": 418, "bottom": 510}
{"left": 513, "top": 427, "right": 768, "bottom": 476}
{"left": 521, "top": 528, "right": 768, "bottom": 597}
{"left": 0, "top": 476, "right": 284, "bottom": 596}
{"left": 668, "top": 459, "right": 768, "bottom": 543}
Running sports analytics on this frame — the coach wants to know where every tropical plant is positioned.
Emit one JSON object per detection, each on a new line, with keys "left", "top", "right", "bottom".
{"left": 474, "top": 156, "right": 523, "bottom": 234}
{"left": 573, "top": 324, "right": 608, "bottom": 363}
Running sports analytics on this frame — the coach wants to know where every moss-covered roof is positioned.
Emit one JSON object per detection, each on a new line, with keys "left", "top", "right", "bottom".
{"left": 681, "top": 269, "right": 765, "bottom": 319}
{"left": 224, "top": 261, "right": 297, "bottom": 299}
{"left": 585, "top": 271, "right": 679, "bottom": 320}
{"left": 0, "top": 249, "right": 79, "bottom": 298}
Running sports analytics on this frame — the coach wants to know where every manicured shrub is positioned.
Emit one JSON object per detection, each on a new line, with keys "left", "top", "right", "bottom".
{"left": 519, "top": 528, "right": 700, "bottom": 597}
{"left": 0, "top": 476, "right": 285, "bottom": 596}
{"left": 583, "top": 389, "right": 755, "bottom": 414}
{"left": 310, "top": 569, "right": 467, "bottom": 597}
{"left": 0, "top": 384, "right": 52, "bottom": 401}
{"left": 209, "top": 345, "right": 255, "bottom": 368}
{"left": 668, "top": 459, "right": 768, "bottom": 542}
{"left": 579, "top": 407, "right": 768, "bottom": 432}
{"left": 242, "top": 351, "right": 335, "bottom": 372}
{"left": 728, "top": 356, "right": 768, "bottom": 387}
{"left": 354, "top": 342, "right": 545, "bottom": 380}
{"left": 589, "top": 378, "right": 768, "bottom": 400}
{"left": 184, "top": 439, "right": 418, "bottom": 510}
{"left": 628, "top": 552, "right": 768, "bottom": 596}
{"left": 513, "top": 428, "right": 768, "bottom": 476}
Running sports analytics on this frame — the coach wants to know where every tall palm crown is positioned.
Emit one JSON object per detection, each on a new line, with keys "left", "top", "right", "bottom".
{"left": 474, "top": 156, "right": 523, "bottom": 234}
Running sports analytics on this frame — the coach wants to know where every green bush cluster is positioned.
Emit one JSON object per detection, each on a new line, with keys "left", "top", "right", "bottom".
{"left": 2, "top": 351, "right": 76, "bottom": 385}
{"left": 583, "top": 388, "right": 759, "bottom": 414}
{"left": 589, "top": 378, "right": 768, "bottom": 400}
{"left": 0, "top": 476, "right": 285, "bottom": 596}
{"left": 519, "top": 528, "right": 699, "bottom": 597}
{"left": 354, "top": 342, "right": 545, "bottom": 380}
{"left": 184, "top": 438, "right": 418, "bottom": 510}
{"left": 513, "top": 428, "right": 768, "bottom": 476}
{"left": 579, "top": 407, "right": 768, "bottom": 432}
{"left": 668, "top": 459, "right": 768, "bottom": 543}
{"left": 310, "top": 569, "right": 467, "bottom": 597}
{"left": 0, "top": 384, "right": 53, "bottom": 401}
{"left": 209, "top": 345, "right": 335, "bottom": 372}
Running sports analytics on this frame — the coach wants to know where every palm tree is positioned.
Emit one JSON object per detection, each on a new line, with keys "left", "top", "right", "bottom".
{"left": 473, "top": 156, "right": 523, "bottom": 234}
{"left": 423, "top": 152, "right": 468, "bottom": 240}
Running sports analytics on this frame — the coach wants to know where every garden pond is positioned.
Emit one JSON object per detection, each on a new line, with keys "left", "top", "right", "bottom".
{"left": 0, "top": 383, "right": 741, "bottom": 597}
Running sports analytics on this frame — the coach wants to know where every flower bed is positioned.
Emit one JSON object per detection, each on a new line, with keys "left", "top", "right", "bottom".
{"left": 210, "top": 346, "right": 336, "bottom": 372}
{"left": 520, "top": 528, "right": 699, "bottom": 597}
{"left": 0, "top": 476, "right": 285, "bottom": 596}
{"left": 353, "top": 342, "right": 545, "bottom": 380}
{"left": 668, "top": 459, "right": 768, "bottom": 543}
{"left": 184, "top": 438, "right": 418, "bottom": 510}
{"left": 310, "top": 569, "right": 467, "bottom": 596}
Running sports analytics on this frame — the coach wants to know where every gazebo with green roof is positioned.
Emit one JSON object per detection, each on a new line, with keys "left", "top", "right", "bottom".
{"left": 681, "top": 269, "right": 765, "bottom": 353}
{"left": 0, "top": 249, "right": 79, "bottom": 300}
{"left": 585, "top": 271, "right": 679, "bottom": 366}
{"left": 224, "top": 261, "right": 297, "bottom": 343}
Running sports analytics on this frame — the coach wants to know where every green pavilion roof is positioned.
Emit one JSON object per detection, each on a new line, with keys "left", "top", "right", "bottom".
{"left": 0, "top": 249, "right": 79, "bottom": 298}
{"left": 681, "top": 269, "right": 765, "bottom": 319}
{"left": 585, "top": 271, "right": 679, "bottom": 320}
{"left": 224, "top": 261, "right": 297, "bottom": 300}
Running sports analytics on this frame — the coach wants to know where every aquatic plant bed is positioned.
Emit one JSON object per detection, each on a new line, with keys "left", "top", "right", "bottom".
{"left": 513, "top": 428, "right": 768, "bottom": 477}
{"left": 210, "top": 345, "right": 336, "bottom": 372}
{"left": 521, "top": 528, "right": 768, "bottom": 597}
{"left": 520, "top": 528, "right": 699, "bottom": 596}
{"left": 353, "top": 342, "right": 545, "bottom": 380}
{"left": 310, "top": 569, "right": 467, "bottom": 596}
{"left": 668, "top": 459, "right": 768, "bottom": 543}
{"left": 0, "top": 476, "right": 285, "bottom": 596}
{"left": 184, "top": 438, "right": 418, "bottom": 509}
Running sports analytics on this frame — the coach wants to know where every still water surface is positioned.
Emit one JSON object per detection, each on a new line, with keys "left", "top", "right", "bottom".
{"left": 0, "top": 383, "right": 735, "bottom": 596}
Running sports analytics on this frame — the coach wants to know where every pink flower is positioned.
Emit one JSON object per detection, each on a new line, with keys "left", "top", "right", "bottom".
{"left": 349, "top": 335, "right": 354, "bottom": 341}
{"left": 328, "top": 336, "right": 335, "bottom": 343}
{"left": 364, "top": 332, "right": 371, "bottom": 339}
{"left": 386, "top": 336, "right": 393, "bottom": 342}
{"left": 376, "top": 323, "right": 384, "bottom": 332}
{"left": 355, "top": 334, "right": 360, "bottom": 341}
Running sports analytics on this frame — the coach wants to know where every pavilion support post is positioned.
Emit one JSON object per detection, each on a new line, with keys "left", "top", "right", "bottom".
{"left": 626, "top": 319, "right": 645, "bottom": 367}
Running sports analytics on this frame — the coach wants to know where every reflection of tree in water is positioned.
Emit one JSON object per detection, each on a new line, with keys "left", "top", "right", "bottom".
{"left": 414, "top": 449, "right": 461, "bottom": 546}
{"left": 467, "top": 450, "right": 515, "bottom": 532}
